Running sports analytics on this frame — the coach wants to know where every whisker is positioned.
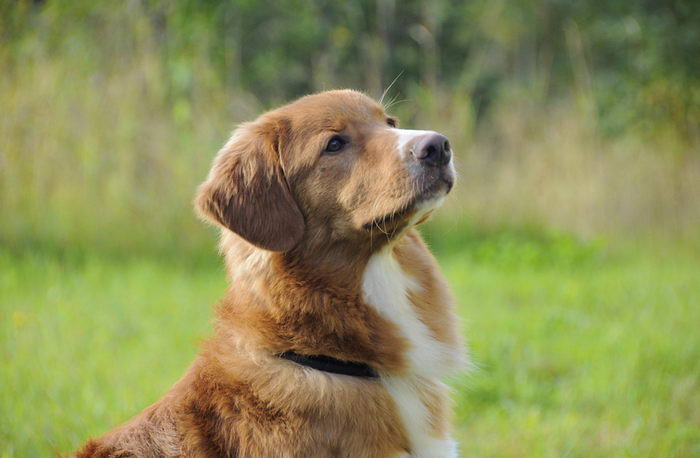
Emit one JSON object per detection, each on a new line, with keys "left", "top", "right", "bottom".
{"left": 380, "top": 70, "right": 404, "bottom": 106}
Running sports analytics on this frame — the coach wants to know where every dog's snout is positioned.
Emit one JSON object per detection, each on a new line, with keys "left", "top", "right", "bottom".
{"left": 412, "top": 133, "right": 452, "bottom": 167}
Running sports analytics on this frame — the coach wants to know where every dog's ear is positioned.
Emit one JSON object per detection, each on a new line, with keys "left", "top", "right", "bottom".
{"left": 195, "top": 117, "right": 304, "bottom": 252}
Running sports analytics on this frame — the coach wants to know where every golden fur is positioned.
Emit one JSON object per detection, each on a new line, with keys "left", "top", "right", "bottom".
{"left": 76, "top": 90, "right": 464, "bottom": 457}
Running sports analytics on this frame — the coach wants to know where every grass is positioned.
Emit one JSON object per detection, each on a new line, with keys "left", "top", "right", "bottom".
{"left": 2, "top": 228, "right": 699, "bottom": 456}
{"left": 3, "top": 4, "right": 699, "bottom": 456}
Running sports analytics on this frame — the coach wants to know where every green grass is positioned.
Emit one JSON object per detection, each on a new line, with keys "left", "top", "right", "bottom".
{"left": 1, "top": 231, "right": 699, "bottom": 456}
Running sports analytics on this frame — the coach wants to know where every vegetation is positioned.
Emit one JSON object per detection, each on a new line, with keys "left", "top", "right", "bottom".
{"left": 1, "top": 1, "right": 699, "bottom": 456}
{"left": 1, "top": 0, "right": 699, "bottom": 252}
{"left": 2, "top": 233, "right": 700, "bottom": 456}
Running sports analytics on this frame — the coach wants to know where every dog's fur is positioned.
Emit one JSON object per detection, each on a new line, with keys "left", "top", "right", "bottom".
{"left": 76, "top": 90, "right": 465, "bottom": 457}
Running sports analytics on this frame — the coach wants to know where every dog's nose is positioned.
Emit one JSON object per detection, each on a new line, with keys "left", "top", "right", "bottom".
{"left": 412, "top": 133, "right": 452, "bottom": 167}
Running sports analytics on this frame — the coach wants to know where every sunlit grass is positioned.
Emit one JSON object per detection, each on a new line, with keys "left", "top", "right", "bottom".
{"left": 2, "top": 232, "right": 698, "bottom": 456}
{"left": 0, "top": 250, "right": 224, "bottom": 455}
{"left": 446, "top": 248, "right": 700, "bottom": 456}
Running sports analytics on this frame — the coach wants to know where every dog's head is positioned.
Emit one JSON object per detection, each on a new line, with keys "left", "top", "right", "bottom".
{"left": 196, "top": 90, "right": 454, "bottom": 253}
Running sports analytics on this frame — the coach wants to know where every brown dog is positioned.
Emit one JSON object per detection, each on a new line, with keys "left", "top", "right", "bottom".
{"left": 76, "top": 90, "right": 465, "bottom": 457}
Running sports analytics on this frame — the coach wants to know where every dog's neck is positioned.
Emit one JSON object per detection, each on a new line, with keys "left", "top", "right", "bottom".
{"left": 215, "top": 231, "right": 408, "bottom": 373}
{"left": 222, "top": 229, "right": 394, "bottom": 289}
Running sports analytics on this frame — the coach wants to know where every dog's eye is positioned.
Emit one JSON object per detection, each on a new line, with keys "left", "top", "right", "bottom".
{"left": 386, "top": 117, "right": 397, "bottom": 128}
{"left": 324, "top": 135, "right": 347, "bottom": 154}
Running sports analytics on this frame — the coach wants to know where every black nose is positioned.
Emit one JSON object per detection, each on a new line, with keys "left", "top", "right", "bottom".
{"left": 413, "top": 133, "right": 452, "bottom": 167}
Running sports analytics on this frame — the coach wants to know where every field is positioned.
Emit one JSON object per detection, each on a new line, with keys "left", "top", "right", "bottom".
{"left": 2, "top": 228, "right": 699, "bottom": 457}
{"left": 2, "top": 2, "right": 700, "bottom": 456}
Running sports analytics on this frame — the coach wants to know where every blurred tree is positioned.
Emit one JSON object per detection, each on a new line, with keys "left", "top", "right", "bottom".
{"left": 2, "top": 0, "right": 698, "bottom": 140}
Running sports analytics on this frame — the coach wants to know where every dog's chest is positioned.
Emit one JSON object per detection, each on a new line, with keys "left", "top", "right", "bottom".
{"left": 362, "top": 250, "right": 458, "bottom": 458}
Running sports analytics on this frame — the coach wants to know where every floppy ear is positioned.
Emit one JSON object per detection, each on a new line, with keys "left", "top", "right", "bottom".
{"left": 195, "top": 118, "right": 304, "bottom": 252}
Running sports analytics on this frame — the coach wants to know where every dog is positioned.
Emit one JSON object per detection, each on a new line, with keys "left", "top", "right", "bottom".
{"left": 76, "top": 90, "right": 465, "bottom": 457}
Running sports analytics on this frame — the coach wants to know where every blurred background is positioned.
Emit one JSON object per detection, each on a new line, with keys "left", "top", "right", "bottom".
{"left": 1, "top": 0, "right": 699, "bottom": 456}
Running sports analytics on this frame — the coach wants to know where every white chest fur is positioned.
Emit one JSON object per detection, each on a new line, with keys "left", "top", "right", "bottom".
{"left": 362, "top": 250, "right": 458, "bottom": 458}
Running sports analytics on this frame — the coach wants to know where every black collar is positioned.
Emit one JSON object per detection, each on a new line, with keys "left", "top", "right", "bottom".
{"left": 278, "top": 351, "right": 379, "bottom": 379}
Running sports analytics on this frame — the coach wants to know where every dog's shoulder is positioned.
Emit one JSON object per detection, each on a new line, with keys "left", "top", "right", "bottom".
{"left": 74, "top": 405, "right": 180, "bottom": 458}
